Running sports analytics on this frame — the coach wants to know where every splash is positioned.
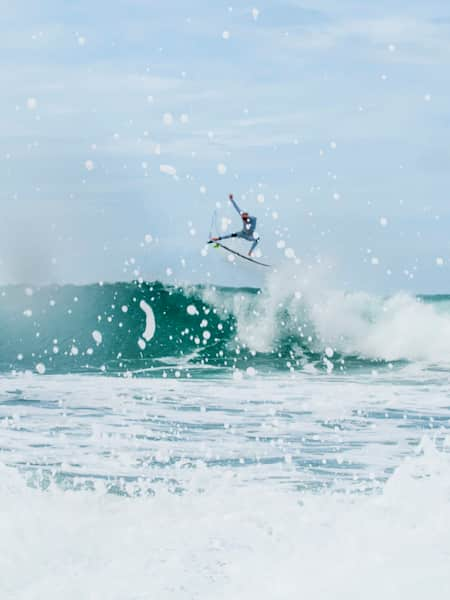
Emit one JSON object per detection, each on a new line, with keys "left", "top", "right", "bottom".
{"left": 226, "top": 264, "right": 450, "bottom": 363}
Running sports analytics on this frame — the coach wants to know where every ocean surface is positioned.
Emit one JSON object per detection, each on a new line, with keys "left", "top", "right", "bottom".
{"left": 1, "top": 275, "right": 450, "bottom": 598}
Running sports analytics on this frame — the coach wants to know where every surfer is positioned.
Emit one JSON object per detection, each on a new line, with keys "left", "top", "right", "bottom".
{"left": 209, "top": 194, "right": 260, "bottom": 256}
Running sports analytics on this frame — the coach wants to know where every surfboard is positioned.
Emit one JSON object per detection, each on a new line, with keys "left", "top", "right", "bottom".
{"left": 208, "top": 241, "right": 271, "bottom": 267}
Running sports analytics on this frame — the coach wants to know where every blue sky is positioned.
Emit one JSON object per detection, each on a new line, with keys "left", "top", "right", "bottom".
{"left": 1, "top": 0, "right": 450, "bottom": 291}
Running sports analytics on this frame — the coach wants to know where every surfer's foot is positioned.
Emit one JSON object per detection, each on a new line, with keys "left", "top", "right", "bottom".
{"left": 210, "top": 237, "right": 219, "bottom": 241}
{"left": 248, "top": 252, "right": 252, "bottom": 257}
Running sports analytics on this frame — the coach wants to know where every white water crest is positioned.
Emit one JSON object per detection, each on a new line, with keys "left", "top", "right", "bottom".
{"left": 201, "top": 264, "right": 450, "bottom": 363}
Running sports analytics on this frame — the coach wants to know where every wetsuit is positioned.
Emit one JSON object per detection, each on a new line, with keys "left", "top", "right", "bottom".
{"left": 215, "top": 196, "right": 260, "bottom": 254}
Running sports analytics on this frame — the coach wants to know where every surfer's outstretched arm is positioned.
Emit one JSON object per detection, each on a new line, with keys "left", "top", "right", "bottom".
{"left": 228, "top": 194, "right": 242, "bottom": 215}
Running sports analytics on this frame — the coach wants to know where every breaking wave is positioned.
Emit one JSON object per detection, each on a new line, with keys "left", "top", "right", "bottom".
{"left": 2, "top": 271, "right": 450, "bottom": 376}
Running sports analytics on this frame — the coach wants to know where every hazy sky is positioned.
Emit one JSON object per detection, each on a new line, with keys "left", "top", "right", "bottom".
{"left": 1, "top": 0, "right": 450, "bottom": 292}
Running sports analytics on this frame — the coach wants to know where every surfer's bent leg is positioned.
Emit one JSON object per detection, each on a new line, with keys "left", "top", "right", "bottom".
{"left": 249, "top": 236, "right": 259, "bottom": 256}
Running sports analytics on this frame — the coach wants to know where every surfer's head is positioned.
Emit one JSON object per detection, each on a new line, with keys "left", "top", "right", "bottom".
{"left": 241, "top": 212, "right": 249, "bottom": 220}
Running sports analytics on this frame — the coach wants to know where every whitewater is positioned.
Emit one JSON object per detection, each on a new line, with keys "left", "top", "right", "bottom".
{"left": 1, "top": 267, "right": 450, "bottom": 599}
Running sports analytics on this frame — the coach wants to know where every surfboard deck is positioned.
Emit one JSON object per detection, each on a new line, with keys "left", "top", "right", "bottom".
{"left": 208, "top": 241, "right": 271, "bottom": 267}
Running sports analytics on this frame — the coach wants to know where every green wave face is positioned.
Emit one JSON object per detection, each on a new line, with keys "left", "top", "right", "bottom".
{"left": 0, "top": 282, "right": 231, "bottom": 376}
{"left": 0, "top": 281, "right": 320, "bottom": 377}
{"left": 1, "top": 282, "right": 448, "bottom": 377}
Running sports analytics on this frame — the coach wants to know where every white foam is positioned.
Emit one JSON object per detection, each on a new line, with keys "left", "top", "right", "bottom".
{"left": 309, "top": 289, "right": 450, "bottom": 362}
{"left": 1, "top": 441, "right": 449, "bottom": 599}
{"left": 216, "top": 263, "right": 450, "bottom": 363}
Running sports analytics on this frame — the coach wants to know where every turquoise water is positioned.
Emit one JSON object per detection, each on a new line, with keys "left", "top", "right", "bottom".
{"left": 1, "top": 281, "right": 450, "bottom": 598}
{"left": 3, "top": 281, "right": 449, "bottom": 375}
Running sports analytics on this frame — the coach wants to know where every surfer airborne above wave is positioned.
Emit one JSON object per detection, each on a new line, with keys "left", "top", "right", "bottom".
{"left": 209, "top": 194, "right": 260, "bottom": 256}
